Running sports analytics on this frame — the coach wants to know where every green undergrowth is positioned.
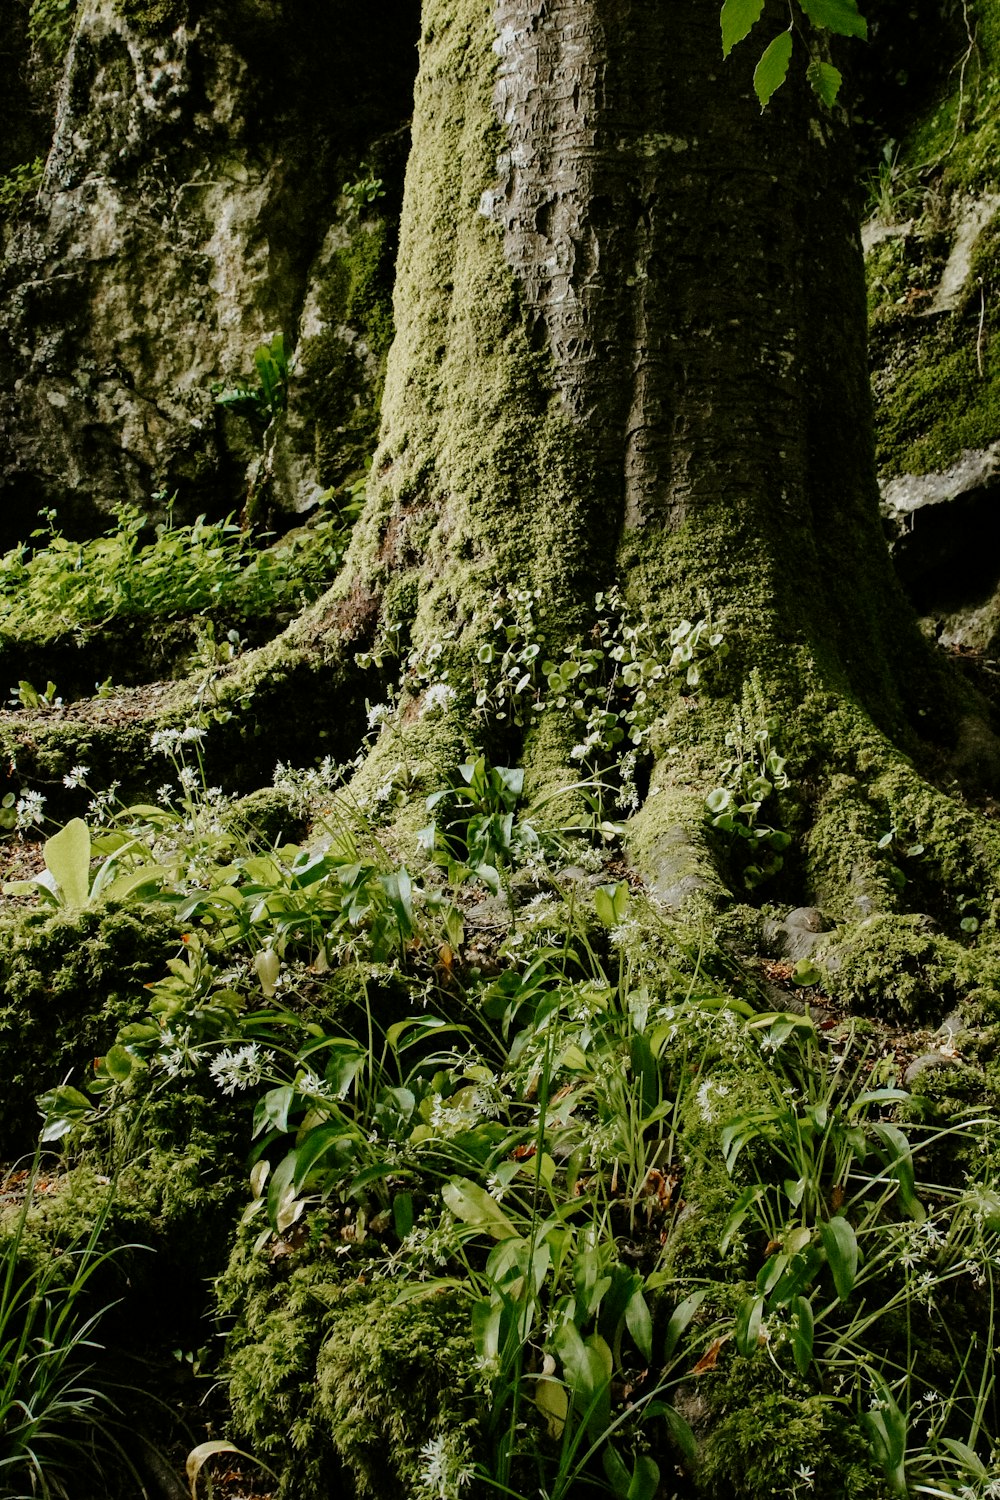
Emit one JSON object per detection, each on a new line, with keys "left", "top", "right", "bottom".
{"left": 3, "top": 525, "right": 1000, "bottom": 1495}
{"left": 0, "top": 496, "right": 359, "bottom": 697}
{"left": 1, "top": 707, "right": 996, "bottom": 1499}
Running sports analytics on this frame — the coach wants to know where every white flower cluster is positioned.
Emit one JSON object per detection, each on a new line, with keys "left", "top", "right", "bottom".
{"left": 62, "top": 764, "right": 89, "bottom": 789}
{"left": 15, "top": 789, "right": 46, "bottom": 830}
{"left": 209, "top": 1043, "right": 266, "bottom": 1095}
{"left": 420, "top": 682, "right": 456, "bottom": 717}
{"left": 695, "top": 1076, "right": 730, "bottom": 1124}
{"left": 150, "top": 725, "right": 206, "bottom": 756}
{"left": 417, "top": 1433, "right": 476, "bottom": 1500}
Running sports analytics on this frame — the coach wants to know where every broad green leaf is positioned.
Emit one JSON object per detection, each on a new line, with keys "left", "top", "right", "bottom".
{"left": 735, "top": 1293, "right": 765, "bottom": 1355}
{"left": 44, "top": 817, "right": 91, "bottom": 907}
{"left": 536, "top": 1371, "right": 569, "bottom": 1439}
{"left": 594, "top": 880, "right": 630, "bottom": 928}
{"left": 721, "top": 0, "right": 766, "bottom": 58}
{"left": 103, "top": 1044, "right": 134, "bottom": 1083}
{"left": 806, "top": 58, "right": 843, "bottom": 105}
{"left": 38, "top": 1084, "right": 92, "bottom": 1142}
{"left": 629, "top": 1455, "right": 660, "bottom": 1500}
{"left": 753, "top": 30, "right": 793, "bottom": 108}
{"left": 290, "top": 1124, "right": 354, "bottom": 1190}
{"left": 254, "top": 947, "right": 280, "bottom": 997}
{"left": 820, "top": 1216, "right": 858, "bottom": 1302}
{"left": 393, "top": 1191, "right": 413, "bottom": 1240}
{"left": 940, "top": 1439, "right": 988, "bottom": 1479}
{"left": 602, "top": 1443, "right": 631, "bottom": 1498}
{"left": 861, "top": 1373, "right": 908, "bottom": 1496}
{"left": 260, "top": 1083, "right": 294, "bottom": 1134}
{"left": 798, "top": 0, "right": 867, "bottom": 38}
{"left": 625, "top": 1285, "right": 653, "bottom": 1361}
{"left": 791, "top": 1294, "right": 814, "bottom": 1375}
{"left": 660, "top": 1405, "right": 698, "bottom": 1463}
{"left": 101, "top": 863, "right": 170, "bottom": 902}
{"left": 443, "top": 1177, "right": 518, "bottom": 1240}
{"left": 872, "top": 1121, "right": 925, "bottom": 1222}
{"left": 664, "top": 1288, "right": 707, "bottom": 1360}
{"left": 266, "top": 1152, "right": 300, "bottom": 1233}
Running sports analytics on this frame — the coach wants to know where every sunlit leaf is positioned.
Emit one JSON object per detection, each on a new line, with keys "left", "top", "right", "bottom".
{"left": 721, "top": 0, "right": 766, "bottom": 56}
{"left": 753, "top": 30, "right": 793, "bottom": 108}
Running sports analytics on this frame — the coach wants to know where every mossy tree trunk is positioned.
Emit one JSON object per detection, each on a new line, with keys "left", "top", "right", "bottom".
{"left": 303, "top": 0, "right": 1000, "bottom": 974}
{"left": 6, "top": 0, "right": 1000, "bottom": 1013}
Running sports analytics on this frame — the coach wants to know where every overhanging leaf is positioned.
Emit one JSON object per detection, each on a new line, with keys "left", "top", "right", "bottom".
{"left": 806, "top": 58, "right": 843, "bottom": 105}
{"left": 186, "top": 1441, "right": 275, "bottom": 1500}
{"left": 721, "top": 0, "right": 765, "bottom": 55}
{"left": 753, "top": 30, "right": 793, "bottom": 108}
{"left": 798, "top": 0, "right": 868, "bottom": 38}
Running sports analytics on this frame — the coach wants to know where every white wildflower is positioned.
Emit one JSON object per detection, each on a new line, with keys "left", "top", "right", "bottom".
{"left": 366, "top": 702, "right": 391, "bottom": 729}
{"left": 421, "top": 682, "right": 456, "bottom": 716}
{"left": 696, "top": 1077, "right": 730, "bottom": 1124}
{"left": 418, "top": 1433, "right": 475, "bottom": 1499}
{"left": 62, "top": 765, "right": 89, "bottom": 789}
{"left": 178, "top": 765, "right": 198, "bottom": 792}
{"left": 180, "top": 725, "right": 206, "bottom": 743}
{"left": 209, "top": 1043, "right": 265, "bottom": 1096}
{"left": 162, "top": 1046, "right": 191, "bottom": 1078}
{"left": 157, "top": 784, "right": 174, "bottom": 805}
{"left": 150, "top": 728, "right": 182, "bottom": 755}
{"left": 15, "top": 790, "right": 46, "bottom": 830}
{"left": 299, "top": 1069, "right": 333, "bottom": 1100}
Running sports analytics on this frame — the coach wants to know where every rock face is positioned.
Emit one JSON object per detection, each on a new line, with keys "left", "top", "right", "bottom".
{"left": 0, "top": 0, "right": 417, "bottom": 544}
{"left": 866, "top": 1, "right": 1000, "bottom": 654}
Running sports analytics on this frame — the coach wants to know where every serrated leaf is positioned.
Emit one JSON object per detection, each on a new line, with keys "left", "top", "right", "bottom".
{"left": 753, "top": 30, "right": 793, "bottom": 108}
{"left": 806, "top": 58, "right": 843, "bottom": 105}
{"left": 798, "top": 0, "right": 868, "bottom": 38}
{"left": 721, "top": 0, "right": 765, "bottom": 55}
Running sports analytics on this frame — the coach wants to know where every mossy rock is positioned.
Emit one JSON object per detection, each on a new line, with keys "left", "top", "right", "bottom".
{"left": 114, "top": 0, "right": 185, "bottom": 34}
{"left": 224, "top": 786, "right": 308, "bottom": 848}
{"left": 693, "top": 1365, "right": 885, "bottom": 1499}
{"left": 0, "top": 901, "right": 180, "bottom": 1153}
{"left": 818, "top": 913, "right": 968, "bottom": 1023}
{"left": 220, "top": 1235, "right": 479, "bottom": 1499}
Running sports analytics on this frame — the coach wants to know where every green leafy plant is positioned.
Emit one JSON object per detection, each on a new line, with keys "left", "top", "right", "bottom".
{"left": 715, "top": 1013, "right": 1000, "bottom": 1496}
{"left": 705, "top": 701, "right": 792, "bottom": 889}
{"left": 0, "top": 157, "right": 43, "bottom": 215}
{"left": 0, "top": 1156, "right": 141, "bottom": 1498}
{"left": 27, "top": 0, "right": 78, "bottom": 61}
{"left": 421, "top": 757, "right": 537, "bottom": 894}
{"left": 2, "top": 817, "right": 168, "bottom": 909}
{"left": 865, "top": 141, "right": 925, "bottom": 225}
{"left": 214, "top": 333, "right": 289, "bottom": 426}
{"left": 342, "top": 166, "right": 386, "bottom": 213}
{"left": 720, "top": 0, "right": 867, "bottom": 110}
{"left": 0, "top": 497, "right": 357, "bottom": 655}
